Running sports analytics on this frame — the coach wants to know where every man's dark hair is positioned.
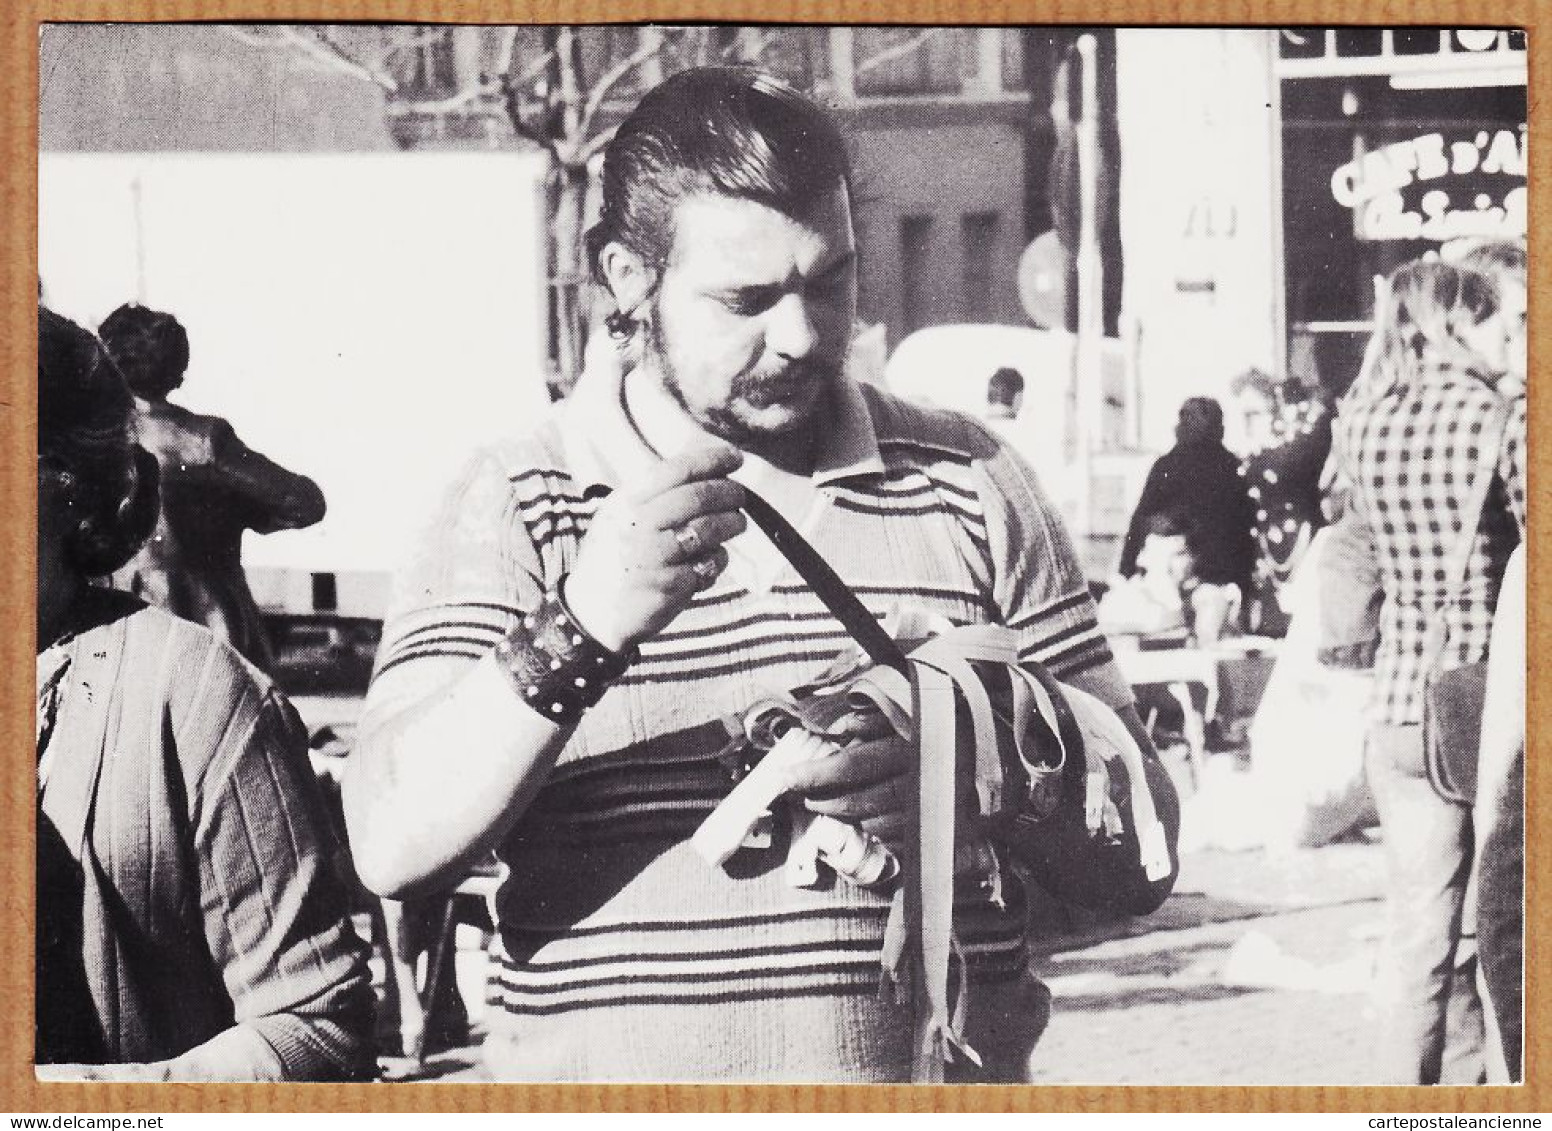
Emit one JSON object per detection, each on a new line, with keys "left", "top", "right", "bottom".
{"left": 987, "top": 366, "right": 1025, "bottom": 406}
{"left": 1175, "top": 396, "right": 1225, "bottom": 446}
{"left": 98, "top": 303, "right": 190, "bottom": 401}
{"left": 585, "top": 67, "right": 853, "bottom": 288}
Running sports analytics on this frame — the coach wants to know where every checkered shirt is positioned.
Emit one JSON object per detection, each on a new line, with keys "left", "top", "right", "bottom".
{"left": 1332, "top": 365, "right": 1525, "bottom": 725}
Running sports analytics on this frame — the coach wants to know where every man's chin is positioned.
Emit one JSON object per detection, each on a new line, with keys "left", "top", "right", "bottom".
{"left": 703, "top": 398, "right": 819, "bottom": 450}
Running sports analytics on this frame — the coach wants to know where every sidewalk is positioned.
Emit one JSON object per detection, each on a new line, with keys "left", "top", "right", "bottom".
{"left": 1026, "top": 840, "right": 1386, "bottom": 1084}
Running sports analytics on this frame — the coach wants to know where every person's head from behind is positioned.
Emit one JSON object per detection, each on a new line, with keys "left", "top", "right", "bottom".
{"left": 1458, "top": 239, "right": 1527, "bottom": 383}
{"left": 1175, "top": 397, "right": 1225, "bottom": 447}
{"left": 586, "top": 67, "right": 857, "bottom": 456}
{"left": 1373, "top": 259, "right": 1506, "bottom": 390}
{"left": 97, "top": 303, "right": 190, "bottom": 402}
{"left": 987, "top": 367, "right": 1025, "bottom": 419}
{"left": 38, "top": 308, "right": 160, "bottom": 590}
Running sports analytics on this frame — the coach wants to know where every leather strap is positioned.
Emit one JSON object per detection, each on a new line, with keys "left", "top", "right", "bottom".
{"left": 741, "top": 490, "right": 910, "bottom": 676}
{"left": 743, "top": 488, "right": 1002, "bottom": 1080}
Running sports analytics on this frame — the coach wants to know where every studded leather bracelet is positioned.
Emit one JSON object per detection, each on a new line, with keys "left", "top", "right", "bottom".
{"left": 493, "top": 577, "right": 636, "bottom": 726}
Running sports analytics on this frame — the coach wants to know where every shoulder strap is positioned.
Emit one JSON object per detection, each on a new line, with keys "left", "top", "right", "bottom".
{"left": 741, "top": 489, "right": 911, "bottom": 675}
{"left": 1424, "top": 394, "right": 1515, "bottom": 672}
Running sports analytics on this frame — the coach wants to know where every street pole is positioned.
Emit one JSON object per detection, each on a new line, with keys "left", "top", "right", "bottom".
{"left": 1073, "top": 34, "right": 1104, "bottom": 550}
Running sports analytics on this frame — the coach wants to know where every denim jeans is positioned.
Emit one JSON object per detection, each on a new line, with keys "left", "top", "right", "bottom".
{"left": 1366, "top": 723, "right": 1485, "bottom": 1084}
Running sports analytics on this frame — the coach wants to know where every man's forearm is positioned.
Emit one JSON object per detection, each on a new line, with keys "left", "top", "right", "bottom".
{"left": 345, "top": 657, "right": 572, "bottom": 899}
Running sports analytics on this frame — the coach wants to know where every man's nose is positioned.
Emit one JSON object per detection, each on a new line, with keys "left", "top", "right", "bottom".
{"left": 766, "top": 293, "right": 819, "bottom": 360}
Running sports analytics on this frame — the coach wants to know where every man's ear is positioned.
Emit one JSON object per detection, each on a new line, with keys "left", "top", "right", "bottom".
{"left": 598, "top": 241, "right": 655, "bottom": 317}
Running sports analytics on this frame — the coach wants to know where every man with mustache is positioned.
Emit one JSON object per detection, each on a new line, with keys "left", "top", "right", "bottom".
{"left": 348, "top": 67, "right": 1146, "bottom": 1082}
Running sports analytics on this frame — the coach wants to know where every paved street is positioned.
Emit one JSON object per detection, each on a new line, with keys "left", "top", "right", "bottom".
{"left": 1025, "top": 840, "right": 1386, "bottom": 1085}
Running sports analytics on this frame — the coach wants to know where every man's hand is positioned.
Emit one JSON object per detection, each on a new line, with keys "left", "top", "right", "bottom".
{"left": 785, "top": 727, "right": 915, "bottom": 861}
{"left": 565, "top": 445, "right": 747, "bottom": 651}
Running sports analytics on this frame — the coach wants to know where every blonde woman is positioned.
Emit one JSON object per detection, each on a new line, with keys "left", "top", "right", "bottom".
{"left": 1332, "top": 259, "right": 1525, "bottom": 1085}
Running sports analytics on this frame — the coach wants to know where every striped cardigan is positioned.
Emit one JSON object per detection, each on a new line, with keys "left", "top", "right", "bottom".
{"left": 366, "top": 378, "right": 1130, "bottom": 1082}
{"left": 36, "top": 595, "right": 373, "bottom": 1080}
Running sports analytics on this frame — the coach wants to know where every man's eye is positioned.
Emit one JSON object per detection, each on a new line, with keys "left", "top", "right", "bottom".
{"left": 721, "top": 292, "right": 776, "bottom": 316}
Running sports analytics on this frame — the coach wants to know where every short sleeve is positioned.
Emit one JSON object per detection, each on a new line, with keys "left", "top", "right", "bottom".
{"left": 186, "top": 690, "right": 373, "bottom": 1080}
{"left": 363, "top": 449, "right": 546, "bottom": 726}
{"left": 976, "top": 439, "right": 1134, "bottom": 712}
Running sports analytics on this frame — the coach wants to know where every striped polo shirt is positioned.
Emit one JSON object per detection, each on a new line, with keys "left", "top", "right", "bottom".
{"left": 365, "top": 364, "right": 1131, "bottom": 1082}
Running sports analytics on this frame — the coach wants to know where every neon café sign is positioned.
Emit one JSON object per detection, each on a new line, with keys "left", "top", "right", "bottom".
{"left": 1329, "top": 128, "right": 1526, "bottom": 241}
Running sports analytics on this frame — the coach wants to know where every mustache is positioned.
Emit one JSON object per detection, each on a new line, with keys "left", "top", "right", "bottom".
{"left": 737, "top": 357, "right": 843, "bottom": 391}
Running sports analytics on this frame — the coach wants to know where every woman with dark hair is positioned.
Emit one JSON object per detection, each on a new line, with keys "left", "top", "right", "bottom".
{"left": 98, "top": 302, "right": 326, "bottom": 672}
{"left": 36, "top": 309, "right": 371, "bottom": 1081}
{"left": 1117, "top": 397, "right": 1257, "bottom": 607}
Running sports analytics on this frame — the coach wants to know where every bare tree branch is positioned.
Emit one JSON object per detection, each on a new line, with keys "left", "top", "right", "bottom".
{"left": 578, "top": 121, "right": 621, "bottom": 164}
{"left": 390, "top": 82, "right": 498, "bottom": 117}
{"left": 490, "top": 26, "right": 522, "bottom": 81}
{"left": 686, "top": 26, "right": 715, "bottom": 67}
{"left": 220, "top": 26, "right": 288, "bottom": 51}
{"left": 577, "top": 31, "right": 669, "bottom": 145}
{"left": 854, "top": 27, "right": 944, "bottom": 76}
{"left": 313, "top": 27, "right": 405, "bottom": 90}
{"left": 728, "top": 27, "right": 777, "bottom": 64}
{"left": 510, "top": 46, "right": 557, "bottom": 89}
{"left": 272, "top": 26, "right": 399, "bottom": 93}
{"left": 373, "top": 28, "right": 450, "bottom": 53}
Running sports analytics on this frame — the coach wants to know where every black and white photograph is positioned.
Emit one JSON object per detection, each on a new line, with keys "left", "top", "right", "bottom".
{"left": 33, "top": 22, "right": 1528, "bottom": 1088}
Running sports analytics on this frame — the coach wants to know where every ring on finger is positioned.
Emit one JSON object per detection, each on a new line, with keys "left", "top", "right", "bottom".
{"left": 691, "top": 556, "right": 721, "bottom": 585}
{"left": 674, "top": 524, "right": 704, "bottom": 560}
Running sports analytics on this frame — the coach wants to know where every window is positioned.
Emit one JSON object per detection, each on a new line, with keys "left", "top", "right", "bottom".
{"left": 854, "top": 28, "right": 968, "bottom": 96}
{"left": 1001, "top": 30, "right": 1030, "bottom": 91}
{"left": 960, "top": 212, "right": 1000, "bottom": 320}
{"left": 901, "top": 214, "right": 935, "bottom": 334}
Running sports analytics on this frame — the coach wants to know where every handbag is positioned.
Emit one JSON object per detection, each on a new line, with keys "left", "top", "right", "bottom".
{"left": 1004, "top": 657, "right": 1180, "bottom": 915}
{"left": 1421, "top": 395, "right": 1513, "bottom": 806}
{"left": 693, "top": 490, "right": 1179, "bottom": 1080}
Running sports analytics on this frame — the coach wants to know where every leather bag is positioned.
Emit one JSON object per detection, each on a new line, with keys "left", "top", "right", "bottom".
{"left": 727, "top": 491, "right": 1180, "bottom": 1079}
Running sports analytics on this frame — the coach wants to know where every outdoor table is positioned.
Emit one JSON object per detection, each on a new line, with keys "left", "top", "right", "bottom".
{"left": 1111, "top": 638, "right": 1280, "bottom": 782}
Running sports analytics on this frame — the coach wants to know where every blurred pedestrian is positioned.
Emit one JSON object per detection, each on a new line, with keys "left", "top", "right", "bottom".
{"left": 36, "top": 308, "right": 371, "bottom": 1081}
{"left": 986, "top": 366, "right": 1025, "bottom": 420}
{"left": 99, "top": 303, "right": 326, "bottom": 672}
{"left": 1331, "top": 257, "right": 1525, "bottom": 1085}
{"left": 1118, "top": 397, "right": 1256, "bottom": 608}
{"left": 1099, "top": 510, "right": 1240, "bottom": 644}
